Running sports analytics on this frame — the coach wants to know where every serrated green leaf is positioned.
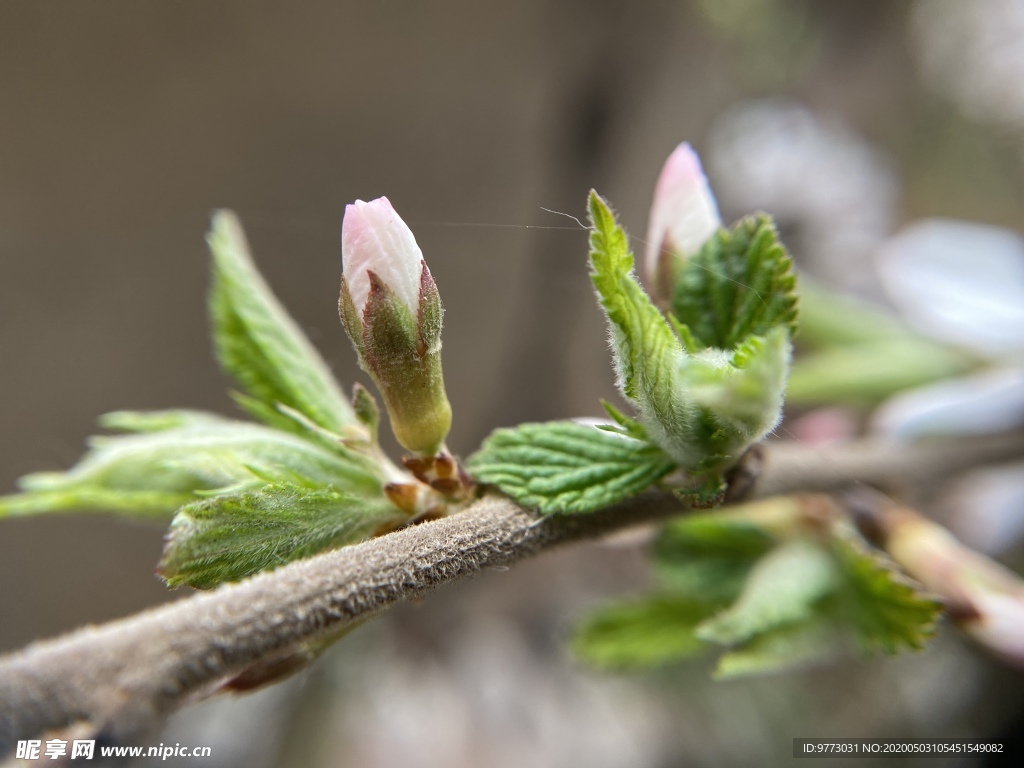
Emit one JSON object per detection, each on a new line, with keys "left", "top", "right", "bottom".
{"left": 208, "top": 210, "right": 357, "bottom": 436}
{"left": 670, "top": 214, "right": 797, "bottom": 351}
{"left": 586, "top": 192, "right": 794, "bottom": 476}
{"left": 0, "top": 419, "right": 382, "bottom": 519}
{"left": 158, "top": 483, "right": 403, "bottom": 588}
{"left": 653, "top": 509, "right": 777, "bottom": 603}
{"left": 467, "top": 420, "right": 675, "bottom": 514}
{"left": 587, "top": 190, "right": 687, "bottom": 421}
{"left": 696, "top": 539, "right": 839, "bottom": 645}
{"left": 572, "top": 596, "right": 717, "bottom": 669}
{"left": 713, "top": 616, "right": 838, "bottom": 679}
{"left": 831, "top": 524, "right": 943, "bottom": 654}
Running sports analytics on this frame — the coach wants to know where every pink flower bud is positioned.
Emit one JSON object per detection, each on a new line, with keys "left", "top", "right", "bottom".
{"left": 342, "top": 197, "right": 424, "bottom": 315}
{"left": 339, "top": 197, "right": 451, "bottom": 456}
{"left": 966, "top": 591, "right": 1024, "bottom": 669}
{"left": 645, "top": 142, "right": 722, "bottom": 301}
{"left": 885, "top": 505, "right": 1024, "bottom": 669}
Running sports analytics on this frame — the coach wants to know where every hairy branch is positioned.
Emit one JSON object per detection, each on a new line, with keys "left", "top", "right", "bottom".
{"left": 2, "top": 430, "right": 1022, "bottom": 754}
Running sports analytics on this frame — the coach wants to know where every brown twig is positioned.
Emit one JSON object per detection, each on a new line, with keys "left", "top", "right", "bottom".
{"left": 1, "top": 430, "right": 1022, "bottom": 755}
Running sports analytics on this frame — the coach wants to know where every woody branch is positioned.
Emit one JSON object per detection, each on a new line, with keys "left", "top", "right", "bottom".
{"left": 1, "top": 429, "right": 1023, "bottom": 756}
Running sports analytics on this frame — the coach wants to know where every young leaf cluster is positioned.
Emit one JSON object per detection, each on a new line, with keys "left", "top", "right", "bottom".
{"left": 588, "top": 191, "right": 796, "bottom": 484}
{"left": 469, "top": 191, "right": 799, "bottom": 514}
{"left": 572, "top": 498, "right": 942, "bottom": 677}
{"left": 0, "top": 211, "right": 414, "bottom": 589}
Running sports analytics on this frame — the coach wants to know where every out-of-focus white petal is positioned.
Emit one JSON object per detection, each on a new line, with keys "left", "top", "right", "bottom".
{"left": 871, "top": 367, "right": 1024, "bottom": 438}
{"left": 875, "top": 219, "right": 1024, "bottom": 356}
{"left": 709, "top": 101, "right": 896, "bottom": 293}
{"left": 644, "top": 142, "right": 721, "bottom": 291}
{"left": 342, "top": 196, "right": 424, "bottom": 313}
{"left": 948, "top": 462, "right": 1024, "bottom": 556}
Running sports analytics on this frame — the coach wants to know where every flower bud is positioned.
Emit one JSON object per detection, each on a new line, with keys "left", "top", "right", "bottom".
{"left": 645, "top": 142, "right": 722, "bottom": 302}
{"left": 883, "top": 504, "right": 1024, "bottom": 669}
{"left": 339, "top": 197, "right": 452, "bottom": 456}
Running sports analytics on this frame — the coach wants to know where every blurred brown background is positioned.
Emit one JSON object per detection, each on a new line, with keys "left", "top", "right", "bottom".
{"left": 2, "top": 1, "right": 1023, "bottom": 766}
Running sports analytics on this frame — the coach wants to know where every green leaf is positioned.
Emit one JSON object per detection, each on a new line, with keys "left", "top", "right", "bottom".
{"left": 0, "top": 418, "right": 383, "bottom": 519}
{"left": 158, "top": 483, "right": 403, "bottom": 588}
{"left": 653, "top": 509, "right": 777, "bottom": 603}
{"left": 658, "top": 507, "right": 780, "bottom": 554}
{"left": 599, "top": 400, "right": 650, "bottom": 441}
{"left": 796, "top": 279, "right": 917, "bottom": 349}
{"left": 670, "top": 214, "right": 798, "bottom": 351}
{"left": 208, "top": 210, "right": 358, "bottom": 436}
{"left": 696, "top": 539, "right": 839, "bottom": 645}
{"left": 351, "top": 383, "right": 381, "bottom": 440}
{"left": 786, "top": 339, "right": 977, "bottom": 406}
{"left": 98, "top": 409, "right": 235, "bottom": 433}
{"left": 831, "top": 524, "right": 943, "bottom": 654}
{"left": 713, "top": 616, "right": 838, "bottom": 679}
{"left": 572, "top": 595, "right": 717, "bottom": 669}
{"left": 467, "top": 420, "right": 675, "bottom": 514}
{"left": 675, "top": 326, "right": 792, "bottom": 463}
{"left": 586, "top": 192, "right": 794, "bottom": 476}
{"left": 573, "top": 496, "right": 942, "bottom": 678}
{"left": 788, "top": 281, "right": 978, "bottom": 406}
{"left": 587, "top": 191, "right": 688, "bottom": 429}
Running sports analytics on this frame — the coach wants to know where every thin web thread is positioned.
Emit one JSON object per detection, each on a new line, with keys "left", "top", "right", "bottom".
{"left": 234, "top": 206, "right": 773, "bottom": 313}
{"left": 413, "top": 208, "right": 770, "bottom": 311}
{"left": 230, "top": 206, "right": 810, "bottom": 449}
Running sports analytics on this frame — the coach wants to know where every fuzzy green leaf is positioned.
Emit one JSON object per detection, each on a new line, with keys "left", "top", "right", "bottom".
{"left": 467, "top": 420, "right": 675, "bottom": 514}
{"left": 0, "top": 418, "right": 382, "bottom": 519}
{"left": 98, "top": 409, "right": 235, "bottom": 433}
{"left": 158, "top": 483, "right": 403, "bottom": 588}
{"left": 713, "top": 617, "right": 838, "bottom": 679}
{"left": 586, "top": 192, "right": 794, "bottom": 476}
{"left": 832, "top": 525, "right": 943, "bottom": 654}
{"left": 208, "top": 210, "right": 357, "bottom": 436}
{"left": 571, "top": 596, "right": 717, "bottom": 669}
{"left": 670, "top": 215, "right": 797, "bottom": 351}
{"left": 696, "top": 539, "right": 839, "bottom": 645}
{"left": 587, "top": 191, "right": 686, "bottom": 422}
{"left": 674, "top": 327, "right": 792, "bottom": 467}
{"left": 599, "top": 400, "right": 650, "bottom": 441}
